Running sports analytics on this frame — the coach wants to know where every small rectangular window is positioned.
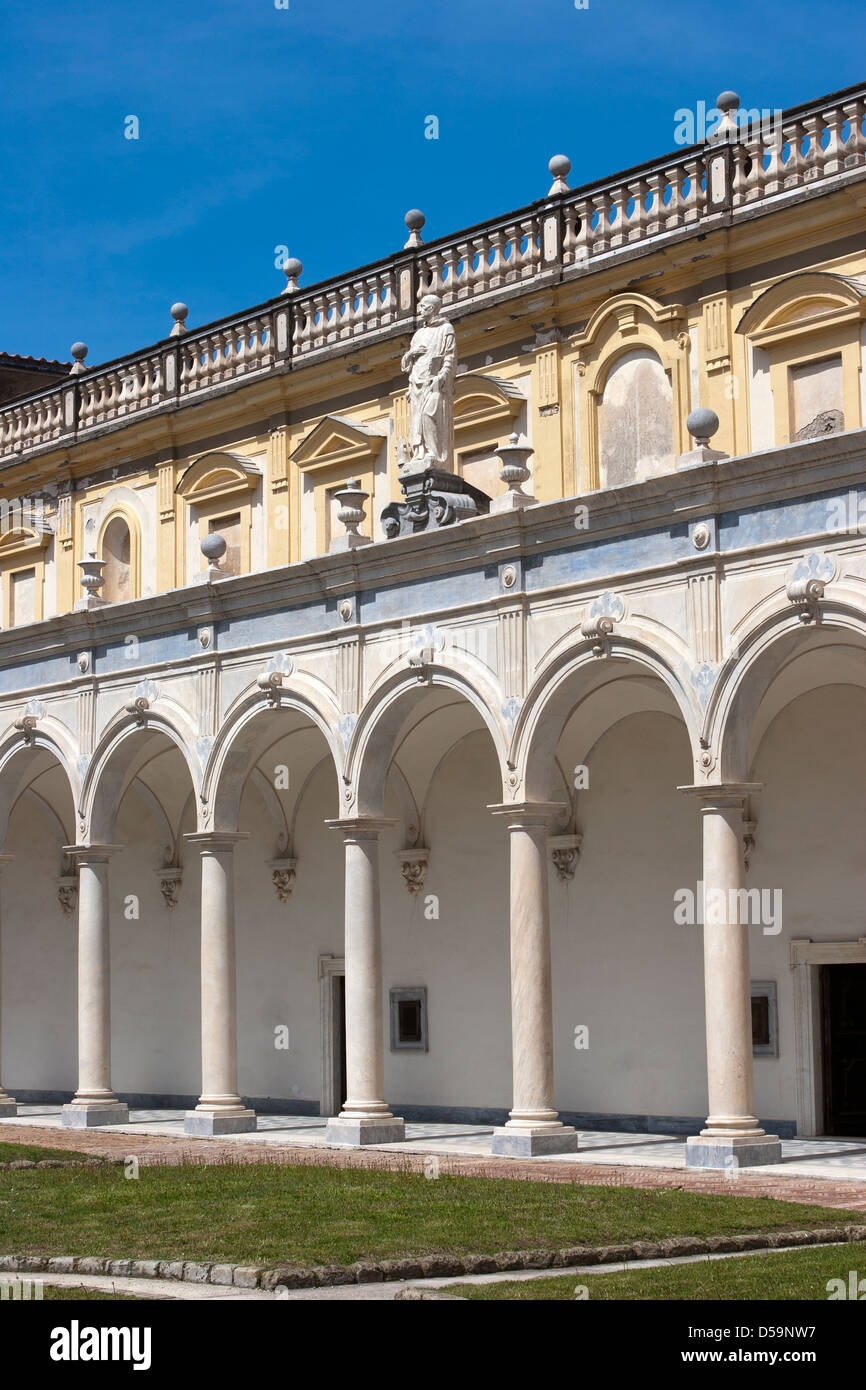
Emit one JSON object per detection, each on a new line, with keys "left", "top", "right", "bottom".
{"left": 751, "top": 981, "right": 778, "bottom": 1057}
{"left": 390, "top": 987, "right": 428, "bottom": 1052}
{"left": 10, "top": 567, "right": 36, "bottom": 626}
{"left": 209, "top": 513, "right": 242, "bottom": 576}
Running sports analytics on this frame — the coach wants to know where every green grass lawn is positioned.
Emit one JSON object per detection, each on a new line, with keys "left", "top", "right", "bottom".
{"left": 0, "top": 1161, "right": 859, "bottom": 1268}
{"left": 443, "top": 1244, "right": 862, "bottom": 1300}
{"left": 0, "top": 1140, "right": 95, "bottom": 1164}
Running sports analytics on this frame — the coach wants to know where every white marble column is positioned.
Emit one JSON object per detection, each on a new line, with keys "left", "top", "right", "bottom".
{"left": 325, "top": 818, "right": 405, "bottom": 1145}
{"left": 681, "top": 784, "right": 781, "bottom": 1168}
{"left": 0, "top": 856, "right": 17, "bottom": 1117}
{"left": 185, "top": 833, "right": 256, "bottom": 1135}
{"left": 488, "top": 803, "right": 577, "bottom": 1156}
{"left": 62, "top": 846, "right": 129, "bottom": 1127}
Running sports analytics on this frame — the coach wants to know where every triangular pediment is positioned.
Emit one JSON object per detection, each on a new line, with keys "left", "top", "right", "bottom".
{"left": 292, "top": 415, "right": 386, "bottom": 473}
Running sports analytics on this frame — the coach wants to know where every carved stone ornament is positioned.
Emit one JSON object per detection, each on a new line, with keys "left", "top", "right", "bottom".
{"left": 786, "top": 552, "right": 834, "bottom": 624}
{"left": 157, "top": 867, "right": 183, "bottom": 909}
{"left": 743, "top": 820, "right": 757, "bottom": 873}
{"left": 58, "top": 856, "right": 78, "bottom": 916}
{"left": 382, "top": 466, "right": 490, "bottom": 538}
{"left": 14, "top": 698, "right": 44, "bottom": 743}
{"left": 549, "top": 834, "right": 582, "bottom": 881}
{"left": 580, "top": 591, "right": 625, "bottom": 656}
{"left": 270, "top": 857, "right": 297, "bottom": 902}
{"left": 257, "top": 653, "right": 294, "bottom": 701}
{"left": 395, "top": 847, "right": 430, "bottom": 895}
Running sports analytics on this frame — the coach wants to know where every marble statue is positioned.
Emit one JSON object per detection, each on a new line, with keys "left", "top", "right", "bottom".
{"left": 400, "top": 293, "right": 457, "bottom": 469}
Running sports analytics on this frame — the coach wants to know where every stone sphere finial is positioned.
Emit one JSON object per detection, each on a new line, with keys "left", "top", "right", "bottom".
{"left": 70, "top": 342, "right": 88, "bottom": 375}
{"left": 201, "top": 532, "right": 227, "bottom": 564}
{"left": 716, "top": 90, "right": 740, "bottom": 113}
{"left": 282, "top": 257, "right": 303, "bottom": 293}
{"left": 169, "top": 302, "right": 189, "bottom": 337}
{"left": 548, "top": 154, "right": 571, "bottom": 196}
{"left": 686, "top": 407, "right": 720, "bottom": 445}
{"left": 403, "top": 209, "right": 426, "bottom": 249}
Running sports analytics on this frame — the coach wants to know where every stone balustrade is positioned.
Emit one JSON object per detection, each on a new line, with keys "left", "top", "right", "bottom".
{"left": 1, "top": 82, "right": 864, "bottom": 464}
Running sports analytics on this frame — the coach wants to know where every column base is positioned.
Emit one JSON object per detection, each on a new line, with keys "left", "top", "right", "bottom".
{"left": 184, "top": 1108, "right": 257, "bottom": 1136}
{"left": 490, "top": 1125, "right": 578, "bottom": 1158}
{"left": 685, "top": 1133, "right": 782, "bottom": 1169}
{"left": 0, "top": 1099, "right": 17, "bottom": 1118}
{"left": 62, "top": 1101, "right": 129, "bottom": 1128}
{"left": 325, "top": 1115, "right": 406, "bottom": 1146}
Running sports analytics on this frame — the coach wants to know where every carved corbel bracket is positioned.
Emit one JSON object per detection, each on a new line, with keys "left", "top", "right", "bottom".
{"left": 257, "top": 653, "right": 294, "bottom": 703}
{"left": 549, "top": 834, "right": 582, "bottom": 881}
{"left": 270, "top": 857, "right": 297, "bottom": 902}
{"left": 124, "top": 680, "right": 159, "bottom": 726}
{"left": 14, "top": 698, "right": 43, "bottom": 744}
{"left": 743, "top": 820, "right": 757, "bottom": 873}
{"left": 580, "top": 591, "right": 625, "bottom": 656}
{"left": 58, "top": 854, "right": 78, "bottom": 916}
{"left": 786, "top": 553, "right": 834, "bottom": 624}
{"left": 395, "top": 847, "right": 430, "bottom": 895}
{"left": 156, "top": 866, "right": 183, "bottom": 909}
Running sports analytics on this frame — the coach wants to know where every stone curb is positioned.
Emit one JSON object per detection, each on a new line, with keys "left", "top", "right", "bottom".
{"left": 0, "top": 1158, "right": 122, "bottom": 1170}
{"left": 1, "top": 1225, "right": 863, "bottom": 1290}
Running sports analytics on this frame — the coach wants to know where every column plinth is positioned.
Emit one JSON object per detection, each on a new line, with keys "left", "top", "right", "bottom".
{"left": 184, "top": 833, "right": 256, "bottom": 1135}
{"left": 325, "top": 819, "right": 405, "bottom": 1146}
{"left": 680, "top": 785, "right": 781, "bottom": 1170}
{"left": 488, "top": 803, "right": 577, "bottom": 1157}
{"left": 0, "top": 856, "right": 17, "bottom": 1116}
{"left": 61, "top": 846, "right": 129, "bottom": 1128}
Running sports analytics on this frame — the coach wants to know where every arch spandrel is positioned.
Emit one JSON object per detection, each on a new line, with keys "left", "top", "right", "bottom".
{"left": 203, "top": 683, "right": 343, "bottom": 835}
{"left": 706, "top": 603, "right": 866, "bottom": 783}
{"left": 513, "top": 638, "right": 702, "bottom": 803}
{"left": 81, "top": 708, "right": 203, "bottom": 845}
{"left": 347, "top": 663, "right": 510, "bottom": 819}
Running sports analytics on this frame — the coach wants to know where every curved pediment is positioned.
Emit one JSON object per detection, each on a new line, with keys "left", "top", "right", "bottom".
{"left": 453, "top": 374, "right": 524, "bottom": 433}
{"left": 736, "top": 273, "right": 866, "bottom": 345}
{"left": 571, "top": 292, "right": 685, "bottom": 351}
{"left": 0, "top": 525, "right": 51, "bottom": 558}
{"left": 175, "top": 451, "right": 262, "bottom": 501}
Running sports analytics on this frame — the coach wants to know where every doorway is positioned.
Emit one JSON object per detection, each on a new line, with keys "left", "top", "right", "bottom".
{"left": 821, "top": 963, "right": 866, "bottom": 1136}
{"left": 319, "top": 953, "right": 346, "bottom": 1116}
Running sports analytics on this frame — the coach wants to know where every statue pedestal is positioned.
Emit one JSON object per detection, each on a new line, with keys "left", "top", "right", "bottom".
{"left": 382, "top": 468, "right": 490, "bottom": 538}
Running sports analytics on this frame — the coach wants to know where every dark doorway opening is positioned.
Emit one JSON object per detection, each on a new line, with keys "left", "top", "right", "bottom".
{"left": 336, "top": 972, "right": 347, "bottom": 1110}
{"left": 821, "top": 963, "right": 866, "bottom": 1136}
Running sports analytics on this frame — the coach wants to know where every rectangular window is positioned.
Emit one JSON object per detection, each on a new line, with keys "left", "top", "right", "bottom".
{"left": 751, "top": 980, "right": 778, "bottom": 1057}
{"left": 10, "top": 567, "right": 36, "bottom": 626}
{"left": 390, "top": 987, "right": 428, "bottom": 1052}
{"left": 209, "top": 513, "right": 242, "bottom": 576}
{"left": 790, "top": 355, "right": 843, "bottom": 440}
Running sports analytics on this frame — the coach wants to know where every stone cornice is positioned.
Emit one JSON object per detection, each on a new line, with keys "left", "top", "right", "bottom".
{"left": 0, "top": 426, "right": 862, "bottom": 696}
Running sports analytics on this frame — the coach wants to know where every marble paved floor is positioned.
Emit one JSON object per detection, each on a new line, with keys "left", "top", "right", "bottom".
{"left": 5, "top": 1106, "right": 866, "bottom": 1183}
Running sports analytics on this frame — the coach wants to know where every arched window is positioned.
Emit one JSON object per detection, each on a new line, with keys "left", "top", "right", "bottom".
{"left": 102, "top": 515, "right": 132, "bottom": 602}
{"left": 597, "top": 348, "right": 674, "bottom": 487}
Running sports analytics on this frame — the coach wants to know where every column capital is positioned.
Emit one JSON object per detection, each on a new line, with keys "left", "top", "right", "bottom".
{"left": 62, "top": 843, "right": 124, "bottom": 863}
{"left": 184, "top": 831, "right": 250, "bottom": 852}
{"left": 488, "top": 801, "right": 568, "bottom": 827}
{"left": 325, "top": 817, "right": 396, "bottom": 840}
{"left": 678, "top": 782, "right": 762, "bottom": 810}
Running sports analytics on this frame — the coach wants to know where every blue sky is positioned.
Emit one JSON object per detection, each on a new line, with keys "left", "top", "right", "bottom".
{"left": 1, "top": 0, "right": 862, "bottom": 364}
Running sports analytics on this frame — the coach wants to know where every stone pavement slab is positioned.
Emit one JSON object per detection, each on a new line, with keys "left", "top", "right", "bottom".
{"left": 3, "top": 1108, "right": 866, "bottom": 1211}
